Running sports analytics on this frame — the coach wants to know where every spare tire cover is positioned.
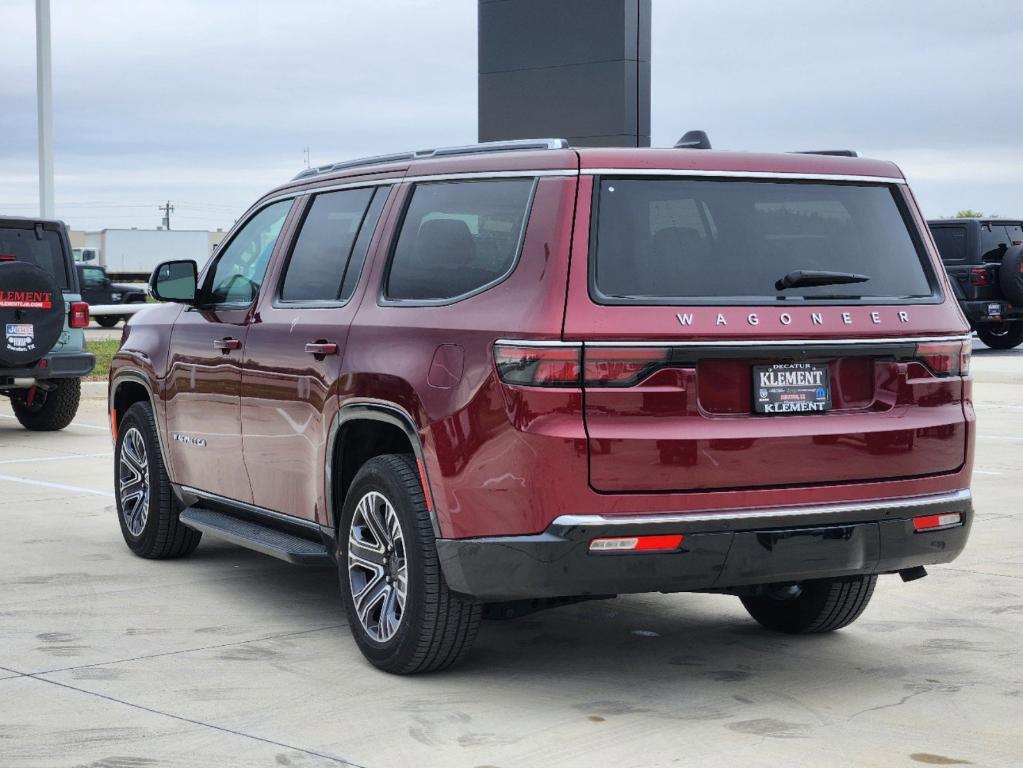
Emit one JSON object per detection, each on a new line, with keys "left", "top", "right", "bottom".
{"left": 0, "top": 261, "right": 66, "bottom": 367}
{"left": 999, "top": 245, "right": 1023, "bottom": 306}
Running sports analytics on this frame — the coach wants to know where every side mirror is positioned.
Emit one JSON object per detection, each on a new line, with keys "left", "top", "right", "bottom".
{"left": 150, "top": 260, "right": 198, "bottom": 303}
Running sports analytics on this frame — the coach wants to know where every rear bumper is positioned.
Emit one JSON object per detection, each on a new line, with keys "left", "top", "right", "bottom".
{"left": 436, "top": 490, "right": 973, "bottom": 601}
{"left": 960, "top": 300, "right": 1023, "bottom": 324}
{"left": 0, "top": 352, "right": 95, "bottom": 383}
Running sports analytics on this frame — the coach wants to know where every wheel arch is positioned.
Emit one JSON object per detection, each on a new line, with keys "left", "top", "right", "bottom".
{"left": 109, "top": 371, "right": 171, "bottom": 472}
{"left": 327, "top": 401, "right": 439, "bottom": 537}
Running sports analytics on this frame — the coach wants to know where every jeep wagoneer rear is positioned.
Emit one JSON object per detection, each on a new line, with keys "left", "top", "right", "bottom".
{"left": 439, "top": 149, "right": 973, "bottom": 633}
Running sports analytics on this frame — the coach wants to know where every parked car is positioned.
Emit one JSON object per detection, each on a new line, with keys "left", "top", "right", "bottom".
{"left": 928, "top": 218, "right": 1023, "bottom": 348}
{"left": 0, "top": 216, "right": 94, "bottom": 430}
{"left": 76, "top": 264, "right": 148, "bottom": 327}
{"left": 109, "top": 137, "right": 974, "bottom": 674}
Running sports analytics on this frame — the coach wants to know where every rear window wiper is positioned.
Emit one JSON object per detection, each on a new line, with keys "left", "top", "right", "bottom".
{"left": 775, "top": 270, "right": 870, "bottom": 291}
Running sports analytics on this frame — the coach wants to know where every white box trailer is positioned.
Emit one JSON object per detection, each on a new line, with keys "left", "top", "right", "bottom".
{"left": 83, "top": 229, "right": 213, "bottom": 280}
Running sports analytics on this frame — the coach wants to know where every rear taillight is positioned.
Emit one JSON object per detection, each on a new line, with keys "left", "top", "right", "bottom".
{"left": 494, "top": 343, "right": 581, "bottom": 387}
{"left": 69, "top": 301, "right": 90, "bottom": 329}
{"left": 916, "top": 339, "right": 970, "bottom": 377}
{"left": 584, "top": 347, "right": 671, "bottom": 387}
{"left": 0, "top": 254, "right": 16, "bottom": 262}
{"left": 969, "top": 267, "right": 990, "bottom": 286}
{"left": 913, "top": 512, "right": 962, "bottom": 532}
{"left": 495, "top": 343, "right": 676, "bottom": 388}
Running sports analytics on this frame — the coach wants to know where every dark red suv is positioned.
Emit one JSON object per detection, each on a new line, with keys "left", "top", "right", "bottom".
{"left": 109, "top": 138, "right": 974, "bottom": 673}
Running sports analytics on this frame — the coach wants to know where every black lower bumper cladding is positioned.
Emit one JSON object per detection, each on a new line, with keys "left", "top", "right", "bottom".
{"left": 437, "top": 491, "right": 973, "bottom": 601}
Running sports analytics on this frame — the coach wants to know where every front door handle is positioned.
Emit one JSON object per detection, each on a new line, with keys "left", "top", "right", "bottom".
{"left": 213, "top": 338, "right": 242, "bottom": 352}
{"left": 304, "top": 342, "right": 338, "bottom": 356}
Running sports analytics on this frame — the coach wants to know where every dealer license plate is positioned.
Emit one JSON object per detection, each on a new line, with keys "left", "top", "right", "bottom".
{"left": 753, "top": 363, "right": 831, "bottom": 415}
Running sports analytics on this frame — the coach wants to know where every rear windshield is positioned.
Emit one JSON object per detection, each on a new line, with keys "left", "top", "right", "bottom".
{"left": 591, "top": 178, "right": 937, "bottom": 304}
{"left": 0, "top": 226, "right": 70, "bottom": 289}
{"left": 979, "top": 223, "right": 1023, "bottom": 263}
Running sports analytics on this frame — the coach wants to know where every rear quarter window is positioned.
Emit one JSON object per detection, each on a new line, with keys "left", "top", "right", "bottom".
{"left": 931, "top": 226, "right": 967, "bottom": 264}
{"left": 0, "top": 226, "right": 70, "bottom": 289}
{"left": 384, "top": 178, "right": 535, "bottom": 303}
{"left": 591, "top": 178, "right": 938, "bottom": 305}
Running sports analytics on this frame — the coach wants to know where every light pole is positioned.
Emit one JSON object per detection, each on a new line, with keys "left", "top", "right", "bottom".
{"left": 36, "top": 0, "right": 55, "bottom": 219}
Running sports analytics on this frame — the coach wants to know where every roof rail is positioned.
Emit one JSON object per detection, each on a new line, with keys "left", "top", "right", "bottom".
{"left": 674, "top": 130, "right": 712, "bottom": 150}
{"left": 293, "top": 138, "right": 570, "bottom": 181}
{"left": 791, "top": 149, "right": 860, "bottom": 158}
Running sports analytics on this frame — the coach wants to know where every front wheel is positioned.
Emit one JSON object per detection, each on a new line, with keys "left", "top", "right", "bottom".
{"left": 115, "top": 401, "right": 201, "bottom": 559}
{"left": 977, "top": 322, "right": 1023, "bottom": 350}
{"left": 740, "top": 575, "right": 877, "bottom": 634}
{"left": 10, "top": 379, "right": 81, "bottom": 431}
{"left": 338, "top": 454, "right": 481, "bottom": 674}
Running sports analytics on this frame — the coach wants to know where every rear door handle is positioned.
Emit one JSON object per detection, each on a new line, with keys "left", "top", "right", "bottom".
{"left": 305, "top": 342, "right": 338, "bottom": 356}
{"left": 213, "top": 338, "right": 242, "bottom": 351}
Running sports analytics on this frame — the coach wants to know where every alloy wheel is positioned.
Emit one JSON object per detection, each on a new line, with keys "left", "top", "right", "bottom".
{"left": 119, "top": 426, "right": 150, "bottom": 537}
{"left": 347, "top": 490, "right": 407, "bottom": 643}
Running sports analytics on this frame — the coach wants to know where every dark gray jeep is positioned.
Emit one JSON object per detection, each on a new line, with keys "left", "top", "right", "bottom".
{"left": 928, "top": 218, "right": 1023, "bottom": 348}
{"left": 0, "top": 216, "right": 94, "bottom": 430}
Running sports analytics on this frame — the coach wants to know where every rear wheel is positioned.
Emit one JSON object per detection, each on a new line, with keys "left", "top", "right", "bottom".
{"left": 10, "top": 379, "right": 81, "bottom": 431}
{"left": 96, "top": 315, "right": 121, "bottom": 328}
{"left": 115, "top": 401, "right": 201, "bottom": 559}
{"left": 338, "top": 454, "right": 481, "bottom": 674}
{"left": 740, "top": 575, "right": 877, "bottom": 634}
{"left": 977, "top": 322, "right": 1023, "bottom": 350}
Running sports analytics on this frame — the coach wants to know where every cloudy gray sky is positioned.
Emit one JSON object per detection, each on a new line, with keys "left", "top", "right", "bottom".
{"left": 1, "top": 0, "right": 1020, "bottom": 231}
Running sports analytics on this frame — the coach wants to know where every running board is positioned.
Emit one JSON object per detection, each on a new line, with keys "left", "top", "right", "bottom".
{"left": 179, "top": 507, "right": 333, "bottom": 566}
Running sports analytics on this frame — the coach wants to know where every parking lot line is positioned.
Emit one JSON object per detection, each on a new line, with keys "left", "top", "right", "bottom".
{"left": 0, "top": 473, "right": 114, "bottom": 497}
{"left": 0, "top": 413, "right": 109, "bottom": 431}
{"left": 0, "top": 453, "right": 111, "bottom": 465}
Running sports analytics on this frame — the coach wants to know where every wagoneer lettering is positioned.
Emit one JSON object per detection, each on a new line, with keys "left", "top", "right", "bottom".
{"left": 109, "top": 136, "right": 974, "bottom": 675}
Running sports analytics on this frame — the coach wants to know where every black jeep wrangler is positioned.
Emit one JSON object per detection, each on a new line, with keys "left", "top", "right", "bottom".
{"left": 0, "top": 216, "right": 95, "bottom": 430}
{"left": 928, "top": 218, "right": 1023, "bottom": 349}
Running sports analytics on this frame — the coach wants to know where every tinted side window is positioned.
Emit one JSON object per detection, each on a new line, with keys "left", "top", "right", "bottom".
{"left": 386, "top": 179, "right": 534, "bottom": 302}
{"left": 80, "top": 267, "right": 107, "bottom": 288}
{"left": 280, "top": 188, "right": 374, "bottom": 302}
{"left": 0, "top": 227, "right": 69, "bottom": 289}
{"left": 206, "top": 200, "right": 292, "bottom": 305}
{"left": 931, "top": 227, "right": 967, "bottom": 263}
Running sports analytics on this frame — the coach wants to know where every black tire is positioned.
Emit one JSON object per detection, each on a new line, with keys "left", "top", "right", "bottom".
{"left": 997, "top": 245, "right": 1023, "bottom": 306}
{"left": 337, "top": 454, "right": 481, "bottom": 674}
{"left": 977, "top": 322, "right": 1023, "bottom": 350}
{"left": 740, "top": 575, "right": 877, "bottom": 634}
{"left": 96, "top": 315, "right": 121, "bottom": 328}
{"left": 10, "top": 379, "right": 81, "bottom": 431}
{"left": 115, "top": 401, "right": 201, "bottom": 559}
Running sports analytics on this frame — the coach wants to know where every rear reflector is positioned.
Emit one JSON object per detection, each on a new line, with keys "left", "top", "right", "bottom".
{"left": 0, "top": 254, "right": 16, "bottom": 262}
{"left": 913, "top": 512, "right": 962, "bottom": 532}
{"left": 590, "top": 534, "right": 684, "bottom": 553}
{"left": 494, "top": 343, "right": 581, "bottom": 387}
{"left": 916, "top": 339, "right": 970, "bottom": 377}
{"left": 69, "top": 301, "right": 90, "bottom": 329}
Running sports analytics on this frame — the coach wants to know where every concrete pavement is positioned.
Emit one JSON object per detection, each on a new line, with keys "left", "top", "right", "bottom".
{"left": 0, "top": 349, "right": 1020, "bottom": 767}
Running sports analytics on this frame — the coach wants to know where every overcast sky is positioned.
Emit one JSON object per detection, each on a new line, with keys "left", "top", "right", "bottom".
{"left": 1, "top": 0, "right": 1020, "bottom": 231}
